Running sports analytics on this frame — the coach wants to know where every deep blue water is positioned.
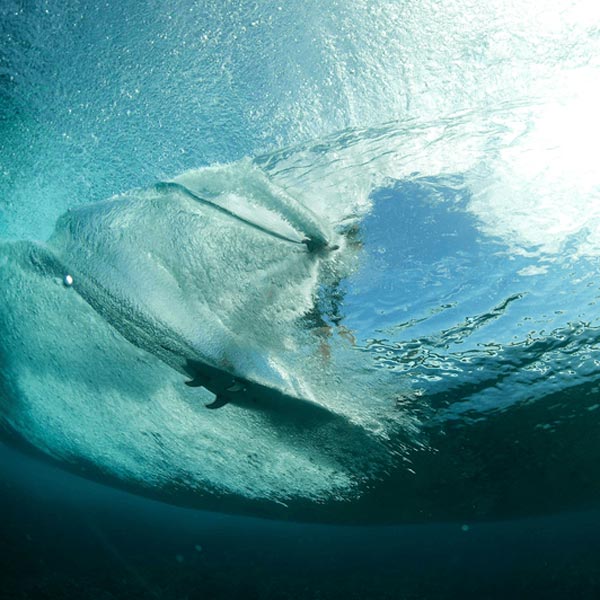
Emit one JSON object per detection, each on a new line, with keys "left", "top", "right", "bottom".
{"left": 2, "top": 1, "right": 600, "bottom": 598}
{"left": 3, "top": 441, "right": 600, "bottom": 599}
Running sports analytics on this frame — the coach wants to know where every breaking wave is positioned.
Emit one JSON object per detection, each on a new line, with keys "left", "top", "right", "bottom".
{"left": 1, "top": 0, "right": 600, "bottom": 522}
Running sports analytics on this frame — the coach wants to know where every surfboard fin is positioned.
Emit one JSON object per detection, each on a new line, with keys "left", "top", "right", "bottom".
{"left": 205, "top": 395, "right": 230, "bottom": 410}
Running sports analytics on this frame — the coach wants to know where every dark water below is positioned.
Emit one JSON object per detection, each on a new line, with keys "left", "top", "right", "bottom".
{"left": 2, "top": 443, "right": 599, "bottom": 600}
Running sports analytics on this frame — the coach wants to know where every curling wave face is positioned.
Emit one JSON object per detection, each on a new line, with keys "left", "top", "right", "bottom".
{"left": 0, "top": 160, "right": 414, "bottom": 515}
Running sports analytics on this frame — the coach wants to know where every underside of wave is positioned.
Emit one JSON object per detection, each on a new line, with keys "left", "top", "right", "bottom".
{"left": 0, "top": 159, "right": 414, "bottom": 520}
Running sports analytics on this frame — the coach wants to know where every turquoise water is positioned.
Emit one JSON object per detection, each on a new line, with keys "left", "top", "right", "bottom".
{"left": 2, "top": 1, "right": 600, "bottom": 597}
